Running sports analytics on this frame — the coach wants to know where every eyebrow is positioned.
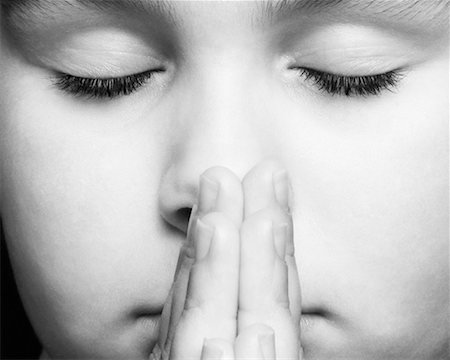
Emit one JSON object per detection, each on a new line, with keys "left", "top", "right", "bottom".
{"left": 262, "top": 0, "right": 449, "bottom": 30}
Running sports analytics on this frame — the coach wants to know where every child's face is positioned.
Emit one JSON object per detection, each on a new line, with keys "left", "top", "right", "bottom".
{"left": 1, "top": 1, "right": 448, "bottom": 359}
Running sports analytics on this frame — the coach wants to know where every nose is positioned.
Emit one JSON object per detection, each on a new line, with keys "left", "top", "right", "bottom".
{"left": 158, "top": 58, "right": 271, "bottom": 233}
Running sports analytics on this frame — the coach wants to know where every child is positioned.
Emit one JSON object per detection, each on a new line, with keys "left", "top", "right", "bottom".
{"left": 1, "top": 0, "right": 448, "bottom": 359}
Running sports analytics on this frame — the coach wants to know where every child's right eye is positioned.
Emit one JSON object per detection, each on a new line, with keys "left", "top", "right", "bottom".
{"left": 52, "top": 69, "right": 166, "bottom": 100}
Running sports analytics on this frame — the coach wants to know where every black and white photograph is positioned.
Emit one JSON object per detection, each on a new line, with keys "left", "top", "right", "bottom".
{"left": 1, "top": 0, "right": 449, "bottom": 359}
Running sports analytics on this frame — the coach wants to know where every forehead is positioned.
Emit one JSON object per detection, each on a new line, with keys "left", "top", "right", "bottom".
{"left": 2, "top": 0, "right": 449, "bottom": 38}
{"left": 3, "top": 0, "right": 449, "bottom": 20}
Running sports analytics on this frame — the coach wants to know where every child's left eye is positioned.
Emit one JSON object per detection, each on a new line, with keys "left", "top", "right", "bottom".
{"left": 52, "top": 69, "right": 165, "bottom": 100}
{"left": 293, "top": 67, "right": 405, "bottom": 97}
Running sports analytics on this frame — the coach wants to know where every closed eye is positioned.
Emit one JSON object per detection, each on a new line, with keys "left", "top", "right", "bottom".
{"left": 293, "top": 67, "right": 405, "bottom": 97}
{"left": 52, "top": 68, "right": 165, "bottom": 100}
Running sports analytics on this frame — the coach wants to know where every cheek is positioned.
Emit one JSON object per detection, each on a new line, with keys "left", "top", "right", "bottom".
{"left": 281, "top": 59, "right": 448, "bottom": 355}
{"left": 0, "top": 77, "right": 180, "bottom": 356}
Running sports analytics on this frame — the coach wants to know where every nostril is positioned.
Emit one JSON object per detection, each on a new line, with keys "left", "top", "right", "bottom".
{"left": 174, "top": 207, "right": 193, "bottom": 233}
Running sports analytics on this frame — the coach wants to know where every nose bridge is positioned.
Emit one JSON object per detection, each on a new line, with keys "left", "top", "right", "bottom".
{"left": 177, "top": 50, "right": 265, "bottom": 179}
{"left": 158, "top": 50, "right": 271, "bottom": 231}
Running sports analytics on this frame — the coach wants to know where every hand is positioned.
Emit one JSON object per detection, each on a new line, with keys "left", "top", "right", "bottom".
{"left": 152, "top": 167, "right": 243, "bottom": 359}
{"left": 150, "top": 162, "right": 302, "bottom": 359}
{"left": 238, "top": 161, "right": 302, "bottom": 359}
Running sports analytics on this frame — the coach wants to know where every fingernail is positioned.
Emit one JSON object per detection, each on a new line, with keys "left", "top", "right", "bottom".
{"left": 273, "top": 169, "right": 291, "bottom": 213}
{"left": 201, "top": 339, "right": 224, "bottom": 360}
{"left": 258, "top": 331, "right": 275, "bottom": 360}
{"left": 273, "top": 223, "right": 288, "bottom": 259}
{"left": 195, "top": 219, "right": 214, "bottom": 261}
{"left": 198, "top": 175, "right": 219, "bottom": 214}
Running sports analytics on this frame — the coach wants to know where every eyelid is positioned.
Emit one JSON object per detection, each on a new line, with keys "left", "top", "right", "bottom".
{"left": 37, "top": 48, "right": 167, "bottom": 78}
{"left": 291, "top": 50, "right": 410, "bottom": 76}
{"left": 51, "top": 69, "right": 163, "bottom": 99}
{"left": 277, "top": 24, "right": 421, "bottom": 76}
{"left": 24, "top": 27, "right": 169, "bottom": 78}
{"left": 281, "top": 46, "right": 410, "bottom": 77}
{"left": 288, "top": 64, "right": 405, "bottom": 77}
{"left": 293, "top": 67, "right": 405, "bottom": 97}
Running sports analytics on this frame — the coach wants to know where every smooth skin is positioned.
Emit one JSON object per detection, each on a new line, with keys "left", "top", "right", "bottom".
{"left": 155, "top": 163, "right": 301, "bottom": 359}
{"left": 0, "top": 1, "right": 448, "bottom": 359}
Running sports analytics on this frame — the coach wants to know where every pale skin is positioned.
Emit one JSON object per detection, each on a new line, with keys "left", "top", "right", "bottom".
{"left": 0, "top": 0, "right": 449, "bottom": 359}
{"left": 154, "top": 163, "right": 302, "bottom": 359}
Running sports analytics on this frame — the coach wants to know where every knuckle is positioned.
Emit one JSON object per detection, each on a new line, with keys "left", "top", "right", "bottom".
{"left": 238, "top": 304, "right": 291, "bottom": 324}
{"left": 184, "top": 297, "right": 205, "bottom": 313}
{"left": 240, "top": 323, "right": 275, "bottom": 336}
{"left": 242, "top": 207, "right": 291, "bottom": 229}
{"left": 199, "top": 211, "right": 232, "bottom": 226}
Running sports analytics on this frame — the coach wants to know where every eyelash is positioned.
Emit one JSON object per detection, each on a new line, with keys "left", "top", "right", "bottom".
{"left": 295, "top": 67, "right": 404, "bottom": 97}
{"left": 53, "top": 67, "right": 403, "bottom": 100}
{"left": 52, "top": 69, "right": 163, "bottom": 99}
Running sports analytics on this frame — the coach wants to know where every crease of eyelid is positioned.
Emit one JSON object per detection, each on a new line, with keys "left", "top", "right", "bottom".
{"left": 291, "top": 45, "right": 411, "bottom": 58}
{"left": 55, "top": 49, "right": 163, "bottom": 57}
{"left": 31, "top": 47, "right": 167, "bottom": 78}
{"left": 296, "top": 57, "right": 409, "bottom": 76}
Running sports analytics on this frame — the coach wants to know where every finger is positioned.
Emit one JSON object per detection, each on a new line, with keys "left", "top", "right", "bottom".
{"left": 240, "top": 208, "right": 291, "bottom": 311}
{"left": 198, "top": 166, "right": 244, "bottom": 226}
{"left": 158, "top": 205, "right": 198, "bottom": 352}
{"left": 235, "top": 323, "right": 275, "bottom": 360}
{"left": 170, "top": 212, "right": 240, "bottom": 359}
{"left": 186, "top": 166, "right": 243, "bottom": 254}
{"left": 149, "top": 343, "right": 163, "bottom": 360}
{"left": 242, "top": 161, "right": 301, "bottom": 339}
{"left": 185, "top": 214, "right": 239, "bottom": 317}
{"left": 242, "top": 160, "right": 292, "bottom": 218}
{"left": 286, "top": 242, "right": 301, "bottom": 327}
{"left": 160, "top": 167, "right": 243, "bottom": 356}
{"left": 158, "top": 243, "right": 195, "bottom": 353}
{"left": 239, "top": 207, "right": 300, "bottom": 359}
{"left": 201, "top": 338, "right": 234, "bottom": 360}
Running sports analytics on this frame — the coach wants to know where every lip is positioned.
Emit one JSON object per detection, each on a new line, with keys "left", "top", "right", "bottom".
{"left": 300, "top": 313, "right": 321, "bottom": 332}
{"left": 132, "top": 312, "right": 163, "bottom": 356}
{"left": 300, "top": 309, "right": 329, "bottom": 332}
{"left": 133, "top": 309, "right": 328, "bottom": 335}
{"left": 133, "top": 309, "right": 163, "bottom": 340}
{"left": 132, "top": 305, "right": 164, "bottom": 319}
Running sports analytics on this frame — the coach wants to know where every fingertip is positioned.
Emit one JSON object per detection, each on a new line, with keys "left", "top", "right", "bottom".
{"left": 200, "top": 167, "right": 243, "bottom": 225}
{"left": 235, "top": 324, "right": 275, "bottom": 360}
{"left": 200, "top": 167, "right": 243, "bottom": 204}
{"left": 201, "top": 338, "right": 234, "bottom": 360}
{"left": 242, "top": 160, "right": 289, "bottom": 217}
